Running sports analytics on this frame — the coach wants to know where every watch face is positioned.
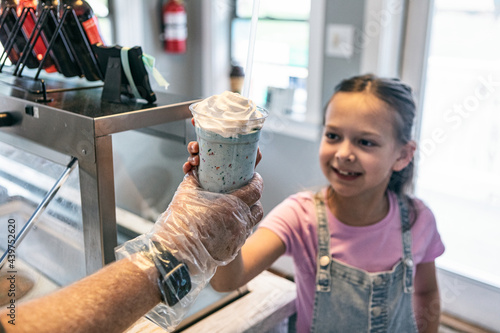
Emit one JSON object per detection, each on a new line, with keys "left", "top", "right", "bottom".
{"left": 163, "top": 263, "right": 191, "bottom": 306}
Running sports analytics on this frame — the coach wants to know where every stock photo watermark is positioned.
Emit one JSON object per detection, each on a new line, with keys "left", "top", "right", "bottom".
{"left": 416, "top": 73, "right": 500, "bottom": 165}
{"left": 4, "top": 218, "right": 17, "bottom": 326}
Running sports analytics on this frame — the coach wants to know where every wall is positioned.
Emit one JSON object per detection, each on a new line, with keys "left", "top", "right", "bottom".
{"left": 113, "top": 0, "right": 205, "bottom": 98}
{"left": 321, "top": 0, "right": 366, "bottom": 107}
{"left": 257, "top": 130, "right": 325, "bottom": 214}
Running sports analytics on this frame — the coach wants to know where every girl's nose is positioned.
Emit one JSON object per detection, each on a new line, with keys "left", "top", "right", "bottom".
{"left": 336, "top": 142, "right": 356, "bottom": 163}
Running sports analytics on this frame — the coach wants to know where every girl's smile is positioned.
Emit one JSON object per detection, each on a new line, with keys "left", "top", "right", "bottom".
{"left": 331, "top": 166, "right": 362, "bottom": 181}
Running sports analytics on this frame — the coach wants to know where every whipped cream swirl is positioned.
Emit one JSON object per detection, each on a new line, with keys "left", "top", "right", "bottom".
{"left": 190, "top": 91, "right": 267, "bottom": 138}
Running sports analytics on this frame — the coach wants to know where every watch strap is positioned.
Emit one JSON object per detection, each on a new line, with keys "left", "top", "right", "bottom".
{"left": 143, "top": 240, "right": 191, "bottom": 306}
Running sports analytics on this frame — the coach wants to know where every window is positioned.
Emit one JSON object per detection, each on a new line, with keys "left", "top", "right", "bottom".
{"left": 231, "top": 0, "right": 312, "bottom": 122}
{"left": 417, "top": 0, "right": 500, "bottom": 289}
{"left": 403, "top": 0, "right": 500, "bottom": 330}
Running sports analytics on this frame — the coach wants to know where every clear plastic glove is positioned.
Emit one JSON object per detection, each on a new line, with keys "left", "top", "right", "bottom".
{"left": 115, "top": 171, "right": 263, "bottom": 332}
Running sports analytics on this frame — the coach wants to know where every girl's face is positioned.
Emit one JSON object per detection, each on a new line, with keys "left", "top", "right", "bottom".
{"left": 319, "top": 92, "right": 415, "bottom": 200}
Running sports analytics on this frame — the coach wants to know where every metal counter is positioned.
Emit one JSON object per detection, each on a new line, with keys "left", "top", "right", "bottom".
{"left": 0, "top": 72, "right": 198, "bottom": 279}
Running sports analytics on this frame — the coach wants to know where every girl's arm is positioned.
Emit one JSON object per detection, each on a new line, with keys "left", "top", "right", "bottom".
{"left": 210, "top": 228, "right": 286, "bottom": 292}
{"left": 413, "top": 261, "right": 441, "bottom": 333}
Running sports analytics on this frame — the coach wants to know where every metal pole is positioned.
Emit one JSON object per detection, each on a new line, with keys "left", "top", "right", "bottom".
{"left": 0, "top": 157, "right": 78, "bottom": 270}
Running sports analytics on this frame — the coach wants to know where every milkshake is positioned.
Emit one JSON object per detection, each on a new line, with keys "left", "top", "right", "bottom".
{"left": 190, "top": 91, "right": 268, "bottom": 193}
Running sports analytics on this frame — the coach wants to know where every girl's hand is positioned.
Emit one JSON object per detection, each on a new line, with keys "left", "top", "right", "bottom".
{"left": 182, "top": 141, "right": 200, "bottom": 174}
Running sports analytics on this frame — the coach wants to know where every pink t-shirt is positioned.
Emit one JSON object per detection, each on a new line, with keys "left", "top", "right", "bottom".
{"left": 258, "top": 189, "right": 445, "bottom": 332}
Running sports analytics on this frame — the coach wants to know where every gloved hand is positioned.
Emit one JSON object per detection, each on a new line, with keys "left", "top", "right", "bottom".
{"left": 115, "top": 171, "right": 263, "bottom": 331}
{"left": 152, "top": 170, "right": 263, "bottom": 264}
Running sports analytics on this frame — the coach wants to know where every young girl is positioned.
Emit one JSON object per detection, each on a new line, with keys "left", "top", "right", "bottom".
{"left": 184, "top": 74, "right": 445, "bottom": 332}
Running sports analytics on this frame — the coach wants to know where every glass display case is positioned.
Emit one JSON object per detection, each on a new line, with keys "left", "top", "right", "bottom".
{"left": 0, "top": 140, "right": 85, "bottom": 287}
{"left": 0, "top": 72, "right": 197, "bottom": 289}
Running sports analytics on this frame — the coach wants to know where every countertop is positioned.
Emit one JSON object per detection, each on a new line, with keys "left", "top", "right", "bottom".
{"left": 125, "top": 270, "right": 297, "bottom": 333}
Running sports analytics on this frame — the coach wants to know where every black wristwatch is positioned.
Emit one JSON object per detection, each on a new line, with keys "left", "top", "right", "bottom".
{"left": 143, "top": 240, "right": 191, "bottom": 306}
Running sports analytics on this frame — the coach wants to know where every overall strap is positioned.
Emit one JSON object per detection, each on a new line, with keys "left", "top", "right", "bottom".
{"left": 397, "top": 195, "right": 415, "bottom": 294}
{"left": 314, "top": 191, "right": 332, "bottom": 292}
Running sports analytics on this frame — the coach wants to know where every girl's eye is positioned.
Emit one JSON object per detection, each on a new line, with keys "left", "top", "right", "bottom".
{"left": 325, "top": 132, "right": 339, "bottom": 140}
{"left": 359, "top": 139, "right": 376, "bottom": 147}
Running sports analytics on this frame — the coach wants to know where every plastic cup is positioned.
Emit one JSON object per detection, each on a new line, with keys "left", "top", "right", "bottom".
{"left": 190, "top": 103, "right": 268, "bottom": 193}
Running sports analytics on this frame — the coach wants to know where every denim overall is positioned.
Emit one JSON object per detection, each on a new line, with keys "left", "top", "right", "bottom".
{"left": 310, "top": 193, "right": 418, "bottom": 333}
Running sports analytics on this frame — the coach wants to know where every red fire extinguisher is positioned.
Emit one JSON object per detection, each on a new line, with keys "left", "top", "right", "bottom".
{"left": 162, "top": 0, "right": 187, "bottom": 53}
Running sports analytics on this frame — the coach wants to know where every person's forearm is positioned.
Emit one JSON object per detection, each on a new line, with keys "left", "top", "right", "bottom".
{"left": 0, "top": 255, "right": 161, "bottom": 333}
{"left": 413, "top": 289, "right": 441, "bottom": 333}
